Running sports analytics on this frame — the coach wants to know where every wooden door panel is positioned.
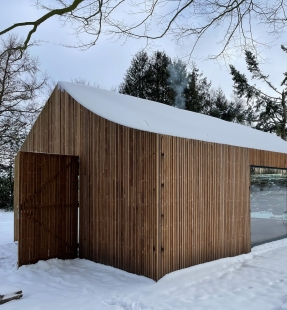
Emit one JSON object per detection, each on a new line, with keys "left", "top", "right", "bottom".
{"left": 14, "top": 152, "right": 79, "bottom": 266}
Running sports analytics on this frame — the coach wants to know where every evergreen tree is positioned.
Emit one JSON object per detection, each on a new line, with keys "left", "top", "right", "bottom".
{"left": 230, "top": 47, "right": 287, "bottom": 140}
{"left": 120, "top": 50, "right": 175, "bottom": 105}
{"left": 119, "top": 50, "right": 253, "bottom": 126}
{"left": 0, "top": 163, "right": 13, "bottom": 210}
{"left": 119, "top": 51, "right": 149, "bottom": 98}
{"left": 184, "top": 64, "right": 212, "bottom": 113}
{"left": 184, "top": 64, "right": 253, "bottom": 124}
{"left": 207, "top": 88, "right": 253, "bottom": 124}
{"left": 144, "top": 51, "right": 175, "bottom": 105}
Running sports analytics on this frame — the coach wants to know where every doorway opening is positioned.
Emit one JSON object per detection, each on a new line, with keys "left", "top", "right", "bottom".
{"left": 250, "top": 166, "right": 287, "bottom": 246}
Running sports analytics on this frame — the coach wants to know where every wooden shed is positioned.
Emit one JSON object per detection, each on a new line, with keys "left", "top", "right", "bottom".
{"left": 14, "top": 82, "right": 287, "bottom": 281}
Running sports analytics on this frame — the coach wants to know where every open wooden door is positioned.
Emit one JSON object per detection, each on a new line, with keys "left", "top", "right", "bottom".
{"left": 14, "top": 152, "right": 79, "bottom": 266}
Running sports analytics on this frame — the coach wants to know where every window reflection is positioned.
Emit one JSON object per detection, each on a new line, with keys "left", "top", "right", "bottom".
{"left": 250, "top": 167, "right": 287, "bottom": 245}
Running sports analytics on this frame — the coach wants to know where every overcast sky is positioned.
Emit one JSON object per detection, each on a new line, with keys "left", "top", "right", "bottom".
{"left": 0, "top": 0, "right": 286, "bottom": 101}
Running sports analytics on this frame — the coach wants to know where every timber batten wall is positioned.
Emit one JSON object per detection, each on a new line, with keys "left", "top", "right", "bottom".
{"left": 20, "top": 88, "right": 160, "bottom": 279}
{"left": 18, "top": 87, "right": 287, "bottom": 280}
{"left": 159, "top": 137, "right": 250, "bottom": 277}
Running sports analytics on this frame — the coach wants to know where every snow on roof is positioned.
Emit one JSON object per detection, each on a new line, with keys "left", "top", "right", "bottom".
{"left": 58, "top": 81, "right": 287, "bottom": 154}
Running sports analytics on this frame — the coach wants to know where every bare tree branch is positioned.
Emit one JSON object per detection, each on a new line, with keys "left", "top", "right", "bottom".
{"left": 0, "top": 0, "right": 85, "bottom": 53}
{"left": 0, "top": 35, "right": 48, "bottom": 163}
{"left": 1, "top": 0, "right": 287, "bottom": 59}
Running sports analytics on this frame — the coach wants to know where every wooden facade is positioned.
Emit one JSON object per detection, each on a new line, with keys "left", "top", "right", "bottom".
{"left": 16, "top": 86, "right": 287, "bottom": 280}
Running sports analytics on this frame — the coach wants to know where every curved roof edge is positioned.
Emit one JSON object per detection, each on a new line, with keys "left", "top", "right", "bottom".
{"left": 58, "top": 81, "right": 287, "bottom": 154}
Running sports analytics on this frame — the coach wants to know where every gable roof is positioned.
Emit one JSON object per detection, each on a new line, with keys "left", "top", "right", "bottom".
{"left": 58, "top": 81, "right": 287, "bottom": 154}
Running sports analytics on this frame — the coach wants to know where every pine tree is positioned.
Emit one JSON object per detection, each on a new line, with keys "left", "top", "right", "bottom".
{"left": 230, "top": 47, "right": 287, "bottom": 140}
{"left": 119, "top": 50, "right": 149, "bottom": 98}
{"left": 119, "top": 50, "right": 253, "bottom": 126}
{"left": 144, "top": 51, "right": 175, "bottom": 105}
{"left": 184, "top": 64, "right": 211, "bottom": 113}
{"left": 184, "top": 64, "right": 253, "bottom": 124}
{"left": 0, "top": 163, "right": 13, "bottom": 210}
{"left": 119, "top": 50, "right": 175, "bottom": 105}
{"left": 207, "top": 88, "right": 253, "bottom": 124}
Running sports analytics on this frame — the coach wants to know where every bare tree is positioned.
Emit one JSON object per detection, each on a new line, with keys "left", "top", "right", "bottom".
{"left": 0, "top": 35, "right": 48, "bottom": 163}
{"left": 0, "top": 35, "right": 48, "bottom": 210}
{"left": 1, "top": 0, "right": 287, "bottom": 60}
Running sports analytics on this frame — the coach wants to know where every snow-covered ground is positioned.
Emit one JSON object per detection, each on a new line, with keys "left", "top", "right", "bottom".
{"left": 1, "top": 210, "right": 287, "bottom": 310}
{"left": 0, "top": 210, "right": 14, "bottom": 245}
{"left": 251, "top": 211, "right": 283, "bottom": 219}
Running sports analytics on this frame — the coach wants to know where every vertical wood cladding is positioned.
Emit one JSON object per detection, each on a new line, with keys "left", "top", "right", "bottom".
{"left": 19, "top": 86, "right": 287, "bottom": 280}
{"left": 21, "top": 88, "right": 159, "bottom": 279}
{"left": 15, "top": 152, "right": 78, "bottom": 267}
{"left": 78, "top": 112, "right": 159, "bottom": 279}
{"left": 249, "top": 149, "right": 287, "bottom": 168}
{"left": 158, "top": 137, "right": 251, "bottom": 279}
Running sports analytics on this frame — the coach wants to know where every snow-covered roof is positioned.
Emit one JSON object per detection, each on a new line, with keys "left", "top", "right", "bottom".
{"left": 58, "top": 81, "right": 287, "bottom": 154}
